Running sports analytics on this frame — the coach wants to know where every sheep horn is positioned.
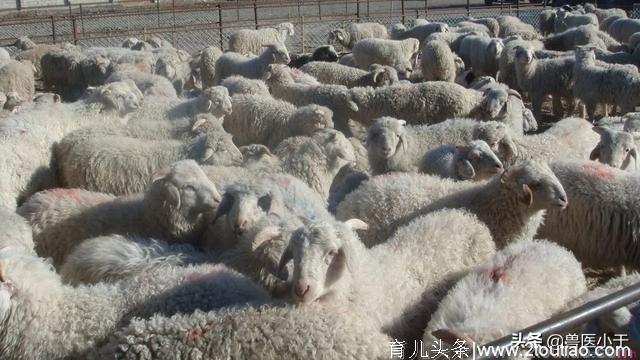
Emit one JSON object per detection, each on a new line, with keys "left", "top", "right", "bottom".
{"left": 251, "top": 226, "right": 282, "bottom": 252}
{"left": 277, "top": 246, "right": 293, "bottom": 279}
{"left": 344, "top": 218, "right": 369, "bottom": 231}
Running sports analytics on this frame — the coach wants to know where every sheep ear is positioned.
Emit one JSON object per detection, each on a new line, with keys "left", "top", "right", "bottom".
{"left": 456, "top": 158, "right": 476, "bottom": 180}
{"left": 507, "top": 89, "right": 522, "bottom": 100}
{"left": 344, "top": 218, "right": 368, "bottom": 231}
{"left": 399, "top": 133, "right": 408, "bottom": 154}
{"left": 151, "top": 167, "right": 171, "bottom": 183}
{"left": 592, "top": 126, "right": 609, "bottom": 136}
{"left": 191, "top": 117, "right": 209, "bottom": 131}
{"left": 630, "top": 147, "right": 638, "bottom": 170}
{"left": 202, "top": 148, "right": 215, "bottom": 162}
{"left": 371, "top": 68, "right": 386, "bottom": 86}
{"left": 397, "top": 120, "right": 407, "bottom": 126}
{"left": 0, "top": 264, "right": 7, "bottom": 283}
{"left": 53, "top": 94, "right": 61, "bottom": 103}
{"left": 205, "top": 100, "right": 213, "bottom": 112}
{"left": 343, "top": 94, "right": 359, "bottom": 112}
{"left": 589, "top": 145, "right": 601, "bottom": 160}
{"left": 163, "top": 182, "right": 181, "bottom": 209}
{"left": 251, "top": 225, "right": 282, "bottom": 250}
{"left": 432, "top": 329, "right": 477, "bottom": 346}
{"left": 277, "top": 245, "right": 293, "bottom": 278}
{"left": 518, "top": 183, "right": 534, "bottom": 207}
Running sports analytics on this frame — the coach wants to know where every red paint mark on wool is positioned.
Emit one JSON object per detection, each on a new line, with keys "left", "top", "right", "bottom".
{"left": 582, "top": 163, "right": 615, "bottom": 180}
{"left": 184, "top": 325, "right": 214, "bottom": 345}
{"left": 44, "top": 188, "right": 83, "bottom": 200}
{"left": 486, "top": 267, "right": 510, "bottom": 283}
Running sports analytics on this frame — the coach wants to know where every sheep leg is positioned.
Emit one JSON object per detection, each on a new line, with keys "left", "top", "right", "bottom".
{"left": 563, "top": 95, "right": 576, "bottom": 117}
{"left": 532, "top": 96, "right": 544, "bottom": 121}
{"left": 586, "top": 102, "right": 597, "bottom": 122}
{"left": 552, "top": 96, "right": 563, "bottom": 118}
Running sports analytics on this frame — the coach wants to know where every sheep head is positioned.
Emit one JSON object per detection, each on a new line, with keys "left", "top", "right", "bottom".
{"left": 499, "top": 160, "right": 567, "bottom": 210}
{"left": 590, "top": 126, "right": 638, "bottom": 170}
{"left": 366, "top": 117, "right": 409, "bottom": 161}
{"left": 328, "top": 29, "right": 350, "bottom": 49}
{"left": 196, "top": 131, "right": 243, "bottom": 167}
{"left": 276, "top": 22, "right": 295, "bottom": 37}
{"left": 262, "top": 43, "right": 291, "bottom": 65}
{"left": 290, "top": 105, "right": 335, "bottom": 135}
{"left": 369, "top": 64, "right": 400, "bottom": 87}
{"left": 313, "top": 129, "right": 356, "bottom": 170}
{"left": 455, "top": 140, "right": 504, "bottom": 181}
{"left": 312, "top": 45, "right": 338, "bottom": 62}
{"left": 93, "top": 80, "right": 143, "bottom": 116}
{"left": 199, "top": 86, "right": 232, "bottom": 117}
{"left": 279, "top": 218, "right": 367, "bottom": 304}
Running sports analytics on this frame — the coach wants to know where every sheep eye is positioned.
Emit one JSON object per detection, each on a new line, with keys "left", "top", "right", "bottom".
{"left": 257, "top": 195, "right": 271, "bottom": 212}
{"left": 327, "top": 249, "right": 338, "bottom": 257}
{"left": 625, "top": 148, "right": 630, "bottom": 152}
{"left": 528, "top": 182, "right": 540, "bottom": 189}
{"left": 183, "top": 185, "right": 196, "bottom": 194}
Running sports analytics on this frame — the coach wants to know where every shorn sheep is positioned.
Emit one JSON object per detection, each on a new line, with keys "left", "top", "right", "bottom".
{"left": 424, "top": 240, "right": 586, "bottom": 347}
{"left": 213, "top": 43, "right": 291, "bottom": 84}
{"left": 421, "top": 40, "right": 466, "bottom": 82}
{"left": 538, "top": 160, "right": 640, "bottom": 270}
{"left": 300, "top": 61, "right": 400, "bottom": 88}
{"left": 278, "top": 209, "right": 495, "bottom": 343}
{"left": 328, "top": 22, "right": 389, "bottom": 50}
{"left": 458, "top": 35, "right": 504, "bottom": 77}
{"left": 228, "top": 22, "right": 295, "bottom": 55}
{"left": 18, "top": 160, "right": 221, "bottom": 267}
{"left": 420, "top": 140, "right": 503, "bottom": 181}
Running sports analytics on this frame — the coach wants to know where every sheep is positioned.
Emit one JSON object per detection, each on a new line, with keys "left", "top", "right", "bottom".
{"left": 389, "top": 22, "right": 449, "bottom": 45}
{"left": 544, "top": 24, "right": 607, "bottom": 51}
{"left": 348, "top": 81, "right": 518, "bottom": 128}
{"left": 288, "top": 45, "right": 339, "bottom": 68}
{"left": 199, "top": 46, "right": 223, "bottom": 89}
{"left": 424, "top": 240, "right": 586, "bottom": 347}
{"left": 275, "top": 129, "right": 356, "bottom": 200}
{"left": 464, "top": 18, "right": 500, "bottom": 37}
{"left": 97, "top": 304, "right": 390, "bottom": 359}
{"left": 453, "top": 21, "right": 492, "bottom": 37}
{"left": 0, "top": 60, "right": 35, "bottom": 111}
{"left": 420, "top": 140, "right": 503, "bottom": 181}
{"left": 228, "top": 22, "right": 295, "bottom": 55}
{"left": 213, "top": 43, "right": 291, "bottom": 85}
{"left": 514, "top": 46, "right": 575, "bottom": 119}
{"left": 154, "top": 48, "right": 197, "bottom": 94}
{"left": 121, "top": 37, "right": 140, "bottom": 48}
{"left": 425, "top": 30, "right": 487, "bottom": 53}
{"left": 351, "top": 38, "right": 419, "bottom": 76}
{"left": 0, "top": 81, "right": 142, "bottom": 209}
{"left": 0, "top": 207, "right": 34, "bottom": 254}
{"left": 573, "top": 46, "right": 640, "bottom": 120}
{"left": 58, "top": 130, "right": 242, "bottom": 196}
{"left": 469, "top": 79, "right": 536, "bottom": 135}
{"left": 554, "top": 10, "right": 599, "bottom": 33}
{"left": 0, "top": 240, "right": 269, "bottom": 360}
{"left": 538, "top": 160, "right": 640, "bottom": 270}
{"left": 458, "top": 36, "right": 504, "bottom": 77}
{"left": 300, "top": 61, "right": 399, "bottom": 88}
{"left": 421, "top": 40, "right": 466, "bottom": 82}
{"left": 624, "top": 112, "right": 640, "bottom": 135}
{"left": 328, "top": 22, "right": 389, "bottom": 51}
{"left": 278, "top": 209, "right": 495, "bottom": 344}
{"left": 601, "top": 14, "right": 627, "bottom": 31}
{"left": 497, "top": 16, "right": 540, "bottom": 40}
{"left": 18, "top": 160, "right": 221, "bottom": 267}
{"left": 13, "top": 40, "right": 64, "bottom": 79}
{"left": 223, "top": 94, "right": 334, "bottom": 148}
{"left": 497, "top": 37, "right": 544, "bottom": 91}
{"left": 540, "top": 9, "right": 557, "bottom": 36}
{"left": 588, "top": 46, "right": 640, "bottom": 66}
{"left": 219, "top": 75, "right": 271, "bottom": 96}
{"left": 584, "top": 3, "right": 627, "bottom": 23}
{"left": 589, "top": 126, "right": 638, "bottom": 170}
{"left": 212, "top": 173, "right": 328, "bottom": 240}
{"left": 40, "top": 47, "right": 88, "bottom": 100}
{"left": 148, "top": 36, "right": 174, "bottom": 48}
{"left": 106, "top": 64, "right": 178, "bottom": 98}
{"left": 262, "top": 64, "right": 358, "bottom": 134}
{"left": 366, "top": 117, "right": 518, "bottom": 175}
{"left": 337, "top": 52, "right": 358, "bottom": 67}
{"left": 607, "top": 18, "right": 640, "bottom": 43}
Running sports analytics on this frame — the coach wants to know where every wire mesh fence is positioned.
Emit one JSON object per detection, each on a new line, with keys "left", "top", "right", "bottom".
{"left": 0, "top": 0, "right": 630, "bottom": 55}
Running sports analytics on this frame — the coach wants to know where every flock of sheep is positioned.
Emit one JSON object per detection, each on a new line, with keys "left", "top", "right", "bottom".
{"left": 1, "top": 2, "right": 640, "bottom": 358}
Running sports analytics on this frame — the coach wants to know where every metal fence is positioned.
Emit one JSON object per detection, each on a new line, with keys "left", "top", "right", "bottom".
{"left": 0, "top": 0, "right": 605, "bottom": 55}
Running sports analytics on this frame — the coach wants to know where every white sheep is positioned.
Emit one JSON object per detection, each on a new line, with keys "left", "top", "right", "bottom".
{"left": 554, "top": 9, "right": 599, "bottom": 33}
{"left": 590, "top": 126, "right": 638, "bottom": 170}
{"left": 538, "top": 160, "right": 640, "bottom": 270}
{"left": 0, "top": 207, "right": 34, "bottom": 254}
{"left": 18, "top": 160, "right": 221, "bottom": 267}
{"left": 584, "top": 3, "right": 627, "bottom": 23}
{"left": 351, "top": 38, "right": 419, "bottom": 76}
{"left": 0, "top": 239, "right": 269, "bottom": 359}
{"left": 544, "top": 24, "right": 607, "bottom": 51}
{"left": 106, "top": 64, "right": 178, "bottom": 98}
{"left": 228, "top": 22, "right": 295, "bottom": 55}
{"left": 420, "top": 140, "right": 503, "bottom": 181}
{"left": 389, "top": 22, "right": 449, "bottom": 45}
{"left": 219, "top": 75, "right": 271, "bottom": 96}
{"left": 97, "top": 303, "right": 390, "bottom": 359}
{"left": 275, "top": 129, "right": 356, "bottom": 200}
{"left": 288, "top": 45, "right": 339, "bottom": 68}
{"left": 213, "top": 43, "right": 291, "bottom": 85}
{"left": 0, "top": 60, "right": 35, "bottom": 111}
{"left": 223, "top": 94, "right": 334, "bottom": 148}
{"left": 573, "top": 46, "right": 640, "bottom": 120}
{"left": 601, "top": 14, "right": 627, "bottom": 31}
{"left": 458, "top": 36, "right": 504, "bottom": 77}
{"left": 328, "top": 22, "right": 389, "bottom": 51}
{"left": 421, "top": 40, "right": 466, "bottom": 82}
{"left": 464, "top": 17, "right": 500, "bottom": 37}
{"left": 300, "top": 61, "right": 399, "bottom": 88}
{"left": 278, "top": 209, "right": 495, "bottom": 343}
{"left": 58, "top": 129, "right": 241, "bottom": 196}
{"left": 199, "top": 46, "right": 224, "bottom": 89}
{"left": 424, "top": 240, "right": 586, "bottom": 347}
{"left": 514, "top": 46, "right": 575, "bottom": 119}
{"left": 539, "top": 9, "right": 557, "bottom": 35}
{"left": 366, "top": 117, "right": 518, "bottom": 175}
{"left": 497, "top": 15, "right": 541, "bottom": 40}
{"left": 498, "top": 37, "right": 544, "bottom": 92}
{"left": 607, "top": 17, "right": 640, "bottom": 43}
{"left": 262, "top": 64, "right": 358, "bottom": 134}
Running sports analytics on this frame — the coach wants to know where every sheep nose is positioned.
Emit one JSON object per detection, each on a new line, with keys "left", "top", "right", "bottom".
{"left": 234, "top": 219, "right": 248, "bottom": 234}
{"left": 294, "top": 282, "right": 310, "bottom": 299}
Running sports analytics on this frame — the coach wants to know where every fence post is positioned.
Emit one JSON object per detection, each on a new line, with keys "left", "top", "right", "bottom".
{"left": 466, "top": 0, "right": 470, "bottom": 17}
{"left": 156, "top": 0, "right": 160, "bottom": 28}
{"left": 401, "top": 0, "right": 405, "bottom": 25}
{"left": 356, "top": 0, "right": 360, "bottom": 22}
{"left": 218, "top": 4, "right": 224, "bottom": 51}
{"left": 318, "top": 0, "right": 322, "bottom": 20}
{"left": 79, "top": 4, "right": 85, "bottom": 35}
{"left": 51, "top": 16, "right": 56, "bottom": 43}
{"left": 68, "top": 2, "right": 72, "bottom": 17}
{"left": 516, "top": 0, "right": 520, "bottom": 18}
{"left": 236, "top": 0, "right": 240, "bottom": 21}
{"left": 253, "top": 0, "right": 258, "bottom": 29}
{"left": 72, "top": 16, "right": 78, "bottom": 45}
{"left": 426, "top": 0, "right": 428, "bottom": 16}
{"left": 300, "top": 16, "right": 305, "bottom": 53}
{"left": 171, "top": 0, "right": 176, "bottom": 44}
